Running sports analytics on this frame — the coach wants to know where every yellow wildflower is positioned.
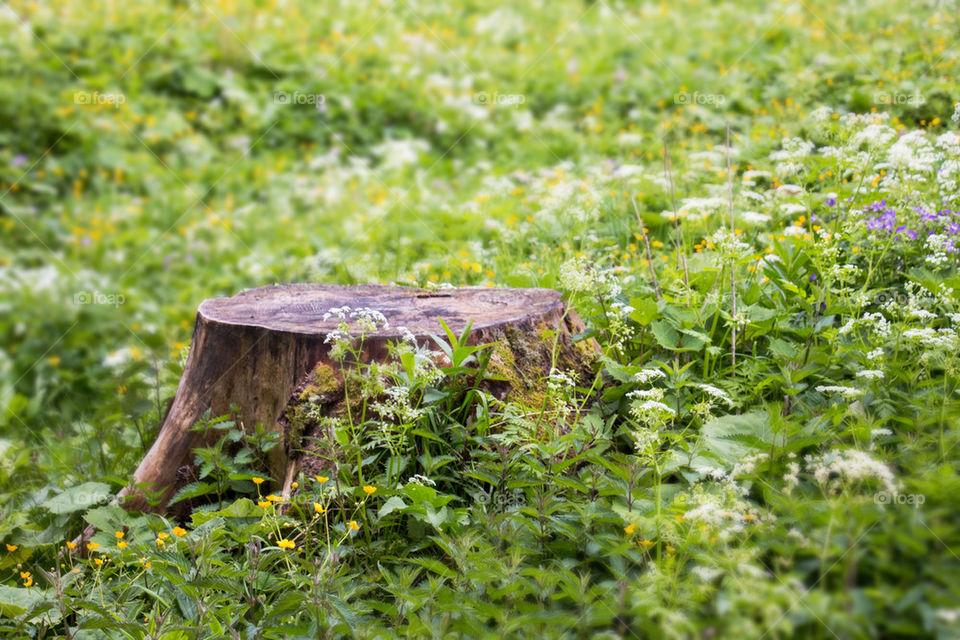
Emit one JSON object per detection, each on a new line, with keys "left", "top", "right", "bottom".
{"left": 86, "top": 542, "right": 100, "bottom": 551}
{"left": 348, "top": 520, "right": 360, "bottom": 531}
{"left": 117, "top": 541, "right": 128, "bottom": 550}
{"left": 252, "top": 477, "right": 265, "bottom": 485}
{"left": 362, "top": 486, "right": 377, "bottom": 495}
{"left": 5, "top": 543, "right": 17, "bottom": 552}
{"left": 314, "top": 503, "right": 326, "bottom": 514}
{"left": 315, "top": 475, "right": 329, "bottom": 483}
{"left": 624, "top": 523, "right": 636, "bottom": 535}
{"left": 257, "top": 500, "right": 270, "bottom": 508}
{"left": 172, "top": 527, "right": 186, "bottom": 537}
{"left": 277, "top": 539, "right": 296, "bottom": 550}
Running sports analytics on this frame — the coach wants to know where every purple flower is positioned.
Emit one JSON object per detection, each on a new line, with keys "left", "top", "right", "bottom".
{"left": 11, "top": 154, "right": 27, "bottom": 168}
{"left": 947, "top": 223, "right": 960, "bottom": 234}
{"left": 809, "top": 274, "right": 817, "bottom": 281}
{"left": 866, "top": 209, "right": 897, "bottom": 233}
{"left": 825, "top": 197, "right": 837, "bottom": 207}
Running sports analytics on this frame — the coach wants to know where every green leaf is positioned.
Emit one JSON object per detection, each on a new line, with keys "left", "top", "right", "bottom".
{"left": 82, "top": 505, "right": 127, "bottom": 533}
{"left": 378, "top": 496, "right": 408, "bottom": 518}
{"left": 168, "top": 481, "right": 217, "bottom": 506}
{"left": 651, "top": 320, "right": 679, "bottom": 350}
{"left": 700, "top": 411, "right": 771, "bottom": 464}
{"left": 42, "top": 482, "right": 112, "bottom": 515}
{"left": 628, "top": 297, "right": 658, "bottom": 325}
{"left": 192, "top": 498, "right": 261, "bottom": 526}
{"left": 0, "top": 585, "right": 49, "bottom": 617}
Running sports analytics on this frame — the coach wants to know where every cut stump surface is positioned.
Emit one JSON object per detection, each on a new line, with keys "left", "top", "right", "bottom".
{"left": 123, "top": 284, "right": 595, "bottom": 513}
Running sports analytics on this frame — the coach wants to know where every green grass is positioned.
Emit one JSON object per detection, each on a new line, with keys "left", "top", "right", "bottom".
{"left": 1, "top": 0, "right": 960, "bottom": 637}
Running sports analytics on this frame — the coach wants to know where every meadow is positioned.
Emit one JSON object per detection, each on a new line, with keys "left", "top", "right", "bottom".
{"left": 1, "top": 0, "right": 960, "bottom": 637}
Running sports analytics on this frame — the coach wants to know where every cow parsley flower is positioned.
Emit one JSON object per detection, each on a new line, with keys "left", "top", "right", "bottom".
{"left": 634, "top": 368, "right": 666, "bottom": 384}
{"left": 815, "top": 385, "right": 864, "bottom": 399}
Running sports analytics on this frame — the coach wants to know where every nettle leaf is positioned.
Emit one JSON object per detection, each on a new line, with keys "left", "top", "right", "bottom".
{"left": 42, "top": 482, "right": 112, "bottom": 515}
{"left": 628, "top": 297, "right": 658, "bottom": 325}
{"left": 700, "top": 411, "right": 771, "bottom": 464}
{"left": 82, "top": 505, "right": 128, "bottom": 532}
{"left": 192, "top": 498, "right": 260, "bottom": 526}
{"left": 768, "top": 337, "right": 799, "bottom": 359}
{"left": 679, "top": 328, "right": 710, "bottom": 351}
{"left": 651, "top": 320, "right": 680, "bottom": 350}
{"left": 0, "top": 585, "right": 50, "bottom": 618}
{"left": 169, "top": 481, "right": 217, "bottom": 506}
{"left": 378, "top": 496, "right": 407, "bottom": 518}
{"left": 602, "top": 357, "right": 639, "bottom": 383}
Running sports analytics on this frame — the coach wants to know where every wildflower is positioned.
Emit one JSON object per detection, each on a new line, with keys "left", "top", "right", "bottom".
{"left": 362, "top": 486, "right": 377, "bottom": 495}
{"left": 156, "top": 532, "right": 169, "bottom": 540}
{"left": 115, "top": 531, "right": 125, "bottom": 539}
{"left": 348, "top": 520, "right": 360, "bottom": 531}
{"left": 19, "top": 571, "right": 30, "bottom": 579}
{"left": 633, "top": 369, "right": 667, "bottom": 384}
{"left": 691, "top": 566, "right": 722, "bottom": 582}
{"left": 155, "top": 538, "right": 165, "bottom": 547}
{"left": 624, "top": 523, "right": 636, "bottom": 535}
{"left": 258, "top": 500, "right": 270, "bottom": 508}
{"left": 22, "top": 574, "right": 32, "bottom": 587}
{"left": 94, "top": 558, "right": 103, "bottom": 566}
{"left": 697, "top": 383, "right": 734, "bottom": 406}
{"left": 805, "top": 448, "right": 899, "bottom": 493}
{"left": 291, "top": 482, "right": 299, "bottom": 489}
{"left": 314, "top": 503, "right": 326, "bottom": 514}
{"left": 172, "top": 527, "right": 186, "bottom": 537}
{"left": 315, "top": 475, "right": 329, "bottom": 483}
{"left": 117, "top": 541, "right": 128, "bottom": 550}
{"left": 266, "top": 494, "right": 282, "bottom": 503}
{"left": 5, "top": 543, "right": 17, "bottom": 552}
{"left": 66, "top": 541, "right": 77, "bottom": 550}
{"left": 277, "top": 539, "right": 296, "bottom": 550}
{"left": 629, "top": 400, "right": 676, "bottom": 421}
{"left": 666, "top": 545, "right": 676, "bottom": 554}
{"left": 639, "top": 539, "right": 654, "bottom": 548}
{"left": 815, "top": 385, "right": 864, "bottom": 399}
{"left": 627, "top": 388, "right": 665, "bottom": 401}
{"left": 252, "top": 477, "right": 265, "bottom": 485}
{"left": 86, "top": 542, "right": 100, "bottom": 551}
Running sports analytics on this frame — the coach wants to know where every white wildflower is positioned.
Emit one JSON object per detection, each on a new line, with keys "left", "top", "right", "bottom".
{"left": 816, "top": 385, "right": 864, "bottom": 399}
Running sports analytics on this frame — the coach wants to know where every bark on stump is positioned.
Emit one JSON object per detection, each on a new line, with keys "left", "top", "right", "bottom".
{"left": 123, "top": 284, "right": 596, "bottom": 514}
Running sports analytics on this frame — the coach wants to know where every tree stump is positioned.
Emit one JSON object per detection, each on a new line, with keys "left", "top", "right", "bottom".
{"left": 123, "top": 284, "right": 596, "bottom": 513}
